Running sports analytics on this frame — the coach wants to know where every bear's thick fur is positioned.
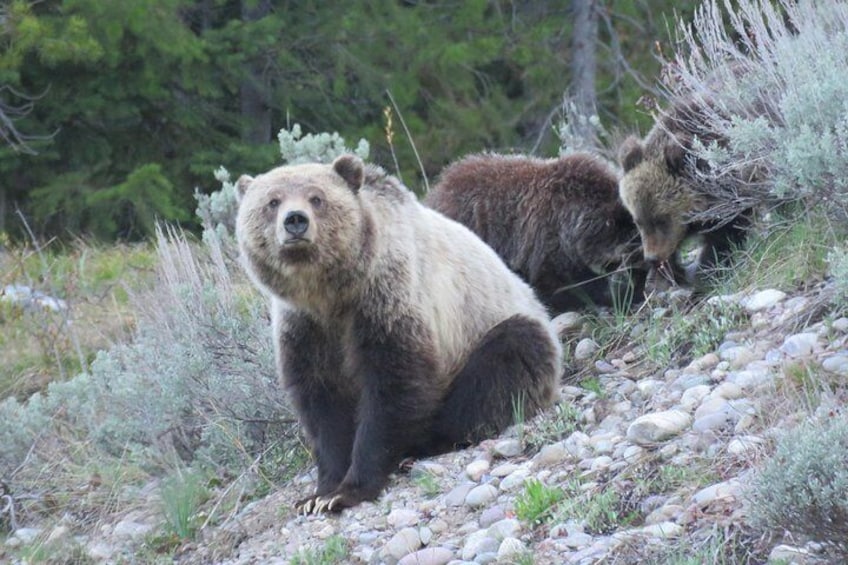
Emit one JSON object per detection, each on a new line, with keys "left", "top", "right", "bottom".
{"left": 618, "top": 97, "right": 753, "bottom": 285}
{"left": 235, "top": 155, "right": 562, "bottom": 513}
{"left": 426, "top": 152, "right": 646, "bottom": 312}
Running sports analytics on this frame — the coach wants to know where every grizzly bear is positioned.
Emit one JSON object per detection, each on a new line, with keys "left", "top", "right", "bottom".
{"left": 618, "top": 97, "right": 753, "bottom": 285}
{"left": 425, "top": 152, "right": 646, "bottom": 313}
{"left": 235, "top": 155, "right": 562, "bottom": 514}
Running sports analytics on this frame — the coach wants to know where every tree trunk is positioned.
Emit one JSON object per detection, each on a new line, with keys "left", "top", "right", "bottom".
{"left": 240, "top": 0, "right": 273, "bottom": 144}
{"left": 0, "top": 185, "right": 6, "bottom": 235}
{"left": 571, "top": 0, "right": 599, "bottom": 132}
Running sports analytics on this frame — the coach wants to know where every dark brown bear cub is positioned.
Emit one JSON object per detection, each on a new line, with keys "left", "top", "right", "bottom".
{"left": 426, "top": 152, "right": 646, "bottom": 313}
{"left": 235, "top": 155, "right": 562, "bottom": 513}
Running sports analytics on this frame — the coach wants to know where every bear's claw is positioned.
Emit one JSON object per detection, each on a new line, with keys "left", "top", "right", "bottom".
{"left": 296, "top": 493, "right": 348, "bottom": 515}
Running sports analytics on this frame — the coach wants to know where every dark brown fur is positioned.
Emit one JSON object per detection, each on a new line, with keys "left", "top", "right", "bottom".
{"left": 426, "top": 152, "right": 646, "bottom": 312}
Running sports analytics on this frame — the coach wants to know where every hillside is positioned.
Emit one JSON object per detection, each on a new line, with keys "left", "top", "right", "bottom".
{"left": 4, "top": 276, "right": 845, "bottom": 564}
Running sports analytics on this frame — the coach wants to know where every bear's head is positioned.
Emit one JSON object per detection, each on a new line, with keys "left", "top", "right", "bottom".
{"left": 235, "top": 154, "right": 367, "bottom": 295}
{"left": 617, "top": 134, "right": 701, "bottom": 266}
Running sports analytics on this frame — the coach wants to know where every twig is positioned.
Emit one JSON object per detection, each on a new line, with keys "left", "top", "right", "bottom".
{"left": 383, "top": 106, "right": 403, "bottom": 181}
{"left": 15, "top": 208, "right": 50, "bottom": 276}
{"left": 385, "top": 90, "right": 429, "bottom": 193}
{"left": 199, "top": 450, "right": 264, "bottom": 531}
{"left": 1, "top": 493, "right": 17, "bottom": 531}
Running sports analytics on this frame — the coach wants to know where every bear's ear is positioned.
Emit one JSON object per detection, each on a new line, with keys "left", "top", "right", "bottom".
{"left": 236, "top": 175, "right": 255, "bottom": 202}
{"left": 332, "top": 154, "right": 364, "bottom": 193}
{"left": 663, "top": 134, "right": 691, "bottom": 174}
{"left": 618, "top": 136, "right": 644, "bottom": 172}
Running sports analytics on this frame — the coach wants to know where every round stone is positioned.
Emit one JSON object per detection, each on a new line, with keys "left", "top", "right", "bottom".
{"left": 781, "top": 332, "right": 820, "bottom": 357}
{"left": 552, "top": 311, "right": 583, "bottom": 336}
{"left": 496, "top": 537, "right": 526, "bottom": 561}
{"left": 465, "top": 484, "right": 498, "bottom": 507}
{"left": 466, "top": 459, "right": 491, "bottom": 481}
{"left": 626, "top": 410, "right": 692, "bottom": 445}
{"left": 387, "top": 508, "right": 420, "bottom": 529}
{"left": 742, "top": 289, "right": 786, "bottom": 312}
{"left": 680, "top": 385, "right": 711, "bottom": 410}
{"left": 493, "top": 439, "right": 523, "bottom": 458}
{"left": 574, "top": 338, "right": 600, "bottom": 360}
{"left": 534, "top": 441, "right": 569, "bottom": 466}
{"left": 487, "top": 518, "right": 521, "bottom": 540}
{"left": 397, "top": 547, "right": 454, "bottom": 565}
{"left": 385, "top": 527, "right": 422, "bottom": 561}
{"left": 822, "top": 355, "right": 848, "bottom": 376}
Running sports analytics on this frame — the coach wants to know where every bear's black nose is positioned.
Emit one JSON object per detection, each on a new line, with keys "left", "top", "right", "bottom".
{"left": 284, "top": 210, "right": 310, "bottom": 236}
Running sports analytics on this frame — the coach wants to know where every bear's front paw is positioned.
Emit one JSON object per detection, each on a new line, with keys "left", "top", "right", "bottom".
{"left": 295, "top": 490, "right": 362, "bottom": 515}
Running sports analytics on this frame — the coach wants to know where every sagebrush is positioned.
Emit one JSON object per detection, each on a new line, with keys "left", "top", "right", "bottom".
{"left": 748, "top": 415, "right": 848, "bottom": 554}
{"left": 665, "top": 0, "right": 848, "bottom": 229}
{"left": 0, "top": 225, "right": 297, "bottom": 525}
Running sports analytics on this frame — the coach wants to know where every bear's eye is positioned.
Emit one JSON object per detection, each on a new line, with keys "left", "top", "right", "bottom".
{"left": 309, "top": 195, "right": 323, "bottom": 208}
{"left": 268, "top": 198, "right": 280, "bottom": 209}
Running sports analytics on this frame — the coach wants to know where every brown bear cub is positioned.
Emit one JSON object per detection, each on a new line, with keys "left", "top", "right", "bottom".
{"left": 618, "top": 98, "right": 753, "bottom": 286}
{"left": 426, "top": 152, "right": 646, "bottom": 313}
{"left": 235, "top": 155, "right": 562, "bottom": 514}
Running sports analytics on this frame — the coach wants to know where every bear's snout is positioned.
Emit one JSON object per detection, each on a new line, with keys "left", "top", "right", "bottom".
{"left": 642, "top": 240, "right": 677, "bottom": 266}
{"left": 283, "top": 210, "right": 310, "bottom": 237}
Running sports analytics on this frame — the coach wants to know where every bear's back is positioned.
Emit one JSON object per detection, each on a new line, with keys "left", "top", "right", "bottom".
{"left": 427, "top": 152, "right": 629, "bottom": 284}
{"left": 359, "top": 169, "right": 552, "bottom": 377}
{"left": 413, "top": 206, "right": 553, "bottom": 377}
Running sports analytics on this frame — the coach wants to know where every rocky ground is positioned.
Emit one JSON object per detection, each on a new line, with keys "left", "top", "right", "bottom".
{"left": 5, "top": 285, "right": 847, "bottom": 564}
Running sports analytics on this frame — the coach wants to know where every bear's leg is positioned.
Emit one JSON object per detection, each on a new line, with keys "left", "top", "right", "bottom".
{"left": 691, "top": 217, "right": 750, "bottom": 286}
{"left": 426, "top": 314, "right": 559, "bottom": 456}
{"left": 292, "top": 386, "right": 357, "bottom": 499}
{"left": 281, "top": 313, "right": 357, "bottom": 508}
{"left": 298, "top": 313, "right": 442, "bottom": 514}
{"left": 699, "top": 220, "right": 749, "bottom": 271}
{"left": 547, "top": 271, "right": 612, "bottom": 311}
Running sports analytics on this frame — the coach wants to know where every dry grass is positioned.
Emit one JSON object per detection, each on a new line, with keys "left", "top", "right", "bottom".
{"left": 0, "top": 240, "right": 157, "bottom": 400}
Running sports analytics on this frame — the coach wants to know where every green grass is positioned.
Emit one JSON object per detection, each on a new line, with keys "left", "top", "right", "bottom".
{"left": 526, "top": 402, "right": 582, "bottom": 448}
{"left": 578, "top": 376, "right": 605, "bottom": 397}
{"left": 625, "top": 526, "right": 762, "bottom": 564}
{"left": 555, "top": 481, "right": 636, "bottom": 535}
{"left": 512, "top": 553, "right": 535, "bottom": 565}
{"left": 638, "top": 300, "right": 747, "bottom": 369}
{"left": 412, "top": 469, "right": 443, "bottom": 499}
{"left": 654, "top": 463, "right": 718, "bottom": 493}
{"left": 255, "top": 441, "right": 312, "bottom": 501}
{"left": 718, "top": 212, "right": 834, "bottom": 294}
{"left": 514, "top": 479, "right": 565, "bottom": 526}
{"left": 14, "top": 539, "right": 94, "bottom": 565}
{"left": 160, "top": 469, "right": 210, "bottom": 540}
{"left": 290, "top": 535, "right": 349, "bottom": 565}
{"left": 512, "top": 390, "right": 527, "bottom": 445}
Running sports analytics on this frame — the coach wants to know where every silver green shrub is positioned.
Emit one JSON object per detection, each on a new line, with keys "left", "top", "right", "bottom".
{"left": 196, "top": 124, "right": 370, "bottom": 241}
{"left": 827, "top": 245, "right": 848, "bottom": 309}
{"left": 666, "top": 0, "right": 848, "bottom": 222}
{"left": 277, "top": 123, "right": 370, "bottom": 166}
{"left": 0, "top": 225, "right": 290, "bottom": 478}
{"left": 748, "top": 415, "right": 848, "bottom": 553}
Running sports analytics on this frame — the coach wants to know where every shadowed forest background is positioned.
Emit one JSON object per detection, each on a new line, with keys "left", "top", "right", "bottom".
{"left": 1, "top": 0, "right": 694, "bottom": 241}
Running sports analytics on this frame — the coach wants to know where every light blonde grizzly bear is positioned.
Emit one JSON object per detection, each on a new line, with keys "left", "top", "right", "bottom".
{"left": 235, "top": 155, "right": 562, "bottom": 514}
